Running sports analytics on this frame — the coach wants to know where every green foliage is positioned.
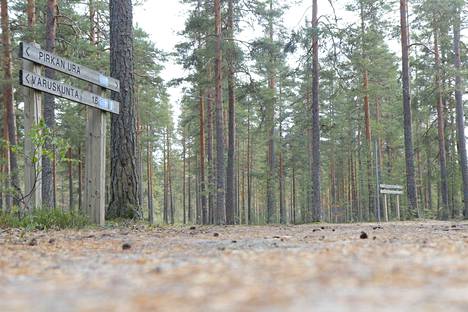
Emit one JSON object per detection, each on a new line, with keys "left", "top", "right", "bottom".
{"left": 0, "top": 209, "right": 89, "bottom": 230}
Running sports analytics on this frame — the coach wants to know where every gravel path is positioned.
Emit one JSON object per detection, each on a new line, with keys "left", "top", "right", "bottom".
{"left": 1, "top": 222, "right": 467, "bottom": 311}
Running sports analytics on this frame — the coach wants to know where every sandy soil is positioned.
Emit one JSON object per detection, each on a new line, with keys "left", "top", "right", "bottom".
{"left": 1, "top": 221, "right": 468, "bottom": 312}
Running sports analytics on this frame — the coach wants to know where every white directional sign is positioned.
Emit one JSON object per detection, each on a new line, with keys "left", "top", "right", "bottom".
{"left": 20, "top": 70, "right": 120, "bottom": 114}
{"left": 20, "top": 42, "right": 120, "bottom": 92}
{"left": 380, "top": 189, "right": 404, "bottom": 195}
{"left": 380, "top": 184, "right": 403, "bottom": 190}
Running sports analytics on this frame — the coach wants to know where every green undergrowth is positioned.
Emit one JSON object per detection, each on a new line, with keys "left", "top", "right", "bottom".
{"left": 0, "top": 209, "right": 89, "bottom": 230}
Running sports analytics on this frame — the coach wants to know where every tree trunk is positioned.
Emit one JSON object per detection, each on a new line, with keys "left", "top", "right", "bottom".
{"left": 199, "top": 91, "right": 208, "bottom": 224}
{"left": 188, "top": 149, "right": 192, "bottom": 223}
{"left": 279, "top": 137, "right": 286, "bottom": 224}
{"left": 453, "top": 9, "right": 468, "bottom": 219}
{"left": 108, "top": 0, "right": 141, "bottom": 218}
{"left": 311, "top": 0, "right": 321, "bottom": 222}
{"left": 292, "top": 167, "right": 296, "bottom": 224}
{"left": 434, "top": 27, "right": 449, "bottom": 220}
{"left": 266, "top": 0, "right": 276, "bottom": 224}
{"left": 41, "top": 0, "right": 57, "bottom": 209}
{"left": 27, "top": 0, "right": 36, "bottom": 40}
{"left": 206, "top": 88, "right": 214, "bottom": 223}
{"left": 225, "top": 0, "right": 236, "bottom": 225}
{"left": 147, "top": 126, "right": 154, "bottom": 224}
{"left": 2, "top": 107, "right": 11, "bottom": 211}
{"left": 163, "top": 130, "right": 168, "bottom": 224}
{"left": 67, "top": 147, "right": 73, "bottom": 210}
{"left": 1, "top": 0, "right": 20, "bottom": 207}
{"left": 247, "top": 103, "right": 252, "bottom": 224}
{"left": 78, "top": 146, "right": 82, "bottom": 211}
{"left": 168, "top": 130, "right": 174, "bottom": 224}
{"left": 182, "top": 131, "right": 186, "bottom": 224}
{"left": 214, "top": 0, "right": 225, "bottom": 224}
{"left": 399, "top": 0, "right": 418, "bottom": 217}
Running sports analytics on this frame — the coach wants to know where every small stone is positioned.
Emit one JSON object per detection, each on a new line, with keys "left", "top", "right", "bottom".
{"left": 213, "top": 233, "right": 219, "bottom": 237}
{"left": 360, "top": 232, "right": 368, "bottom": 239}
{"left": 231, "top": 240, "right": 237, "bottom": 243}
{"left": 48, "top": 238, "right": 56, "bottom": 244}
{"left": 373, "top": 236, "right": 377, "bottom": 240}
{"left": 122, "top": 243, "right": 131, "bottom": 250}
{"left": 189, "top": 226, "right": 196, "bottom": 230}
{"left": 28, "top": 238, "right": 38, "bottom": 246}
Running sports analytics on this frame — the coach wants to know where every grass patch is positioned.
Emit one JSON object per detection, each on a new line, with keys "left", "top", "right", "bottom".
{"left": 0, "top": 209, "right": 89, "bottom": 230}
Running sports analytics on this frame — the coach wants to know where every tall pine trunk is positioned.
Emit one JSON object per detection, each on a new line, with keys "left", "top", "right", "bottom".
{"left": 1, "top": 0, "right": 20, "bottom": 207}
{"left": 199, "top": 91, "right": 208, "bottom": 223}
{"left": 311, "top": 0, "right": 321, "bottom": 222}
{"left": 214, "top": 0, "right": 225, "bottom": 224}
{"left": 399, "top": 0, "right": 418, "bottom": 217}
{"left": 42, "top": 0, "right": 57, "bottom": 209}
{"left": 147, "top": 126, "right": 154, "bottom": 224}
{"left": 433, "top": 27, "right": 449, "bottom": 220}
{"left": 182, "top": 131, "right": 186, "bottom": 224}
{"left": 108, "top": 0, "right": 141, "bottom": 218}
{"left": 206, "top": 88, "right": 215, "bottom": 223}
{"left": 360, "top": 3, "right": 373, "bottom": 221}
{"left": 453, "top": 9, "right": 468, "bottom": 219}
{"left": 67, "top": 148, "right": 73, "bottom": 210}
{"left": 266, "top": 0, "right": 276, "bottom": 224}
{"left": 225, "top": 0, "right": 236, "bottom": 224}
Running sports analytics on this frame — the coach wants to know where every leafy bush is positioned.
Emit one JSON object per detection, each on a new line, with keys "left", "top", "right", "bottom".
{"left": 0, "top": 209, "right": 89, "bottom": 230}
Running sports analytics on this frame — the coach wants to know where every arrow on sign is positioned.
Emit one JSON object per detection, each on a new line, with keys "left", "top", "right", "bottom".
{"left": 25, "top": 46, "right": 31, "bottom": 57}
{"left": 24, "top": 73, "right": 30, "bottom": 84}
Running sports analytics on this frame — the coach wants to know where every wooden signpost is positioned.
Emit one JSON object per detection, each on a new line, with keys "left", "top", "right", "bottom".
{"left": 22, "top": 46, "right": 42, "bottom": 211}
{"left": 379, "top": 184, "right": 403, "bottom": 221}
{"left": 19, "top": 42, "right": 120, "bottom": 225}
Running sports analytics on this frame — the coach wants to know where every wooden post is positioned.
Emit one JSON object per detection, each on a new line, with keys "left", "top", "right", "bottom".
{"left": 396, "top": 195, "right": 401, "bottom": 221}
{"left": 84, "top": 86, "right": 106, "bottom": 225}
{"left": 23, "top": 55, "right": 42, "bottom": 211}
{"left": 383, "top": 194, "right": 388, "bottom": 222}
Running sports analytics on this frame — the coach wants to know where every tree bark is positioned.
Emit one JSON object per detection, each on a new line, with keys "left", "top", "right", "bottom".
{"left": 41, "top": 0, "right": 57, "bottom": 209}
{"left": 1, "top": 0, "right": 19, "bottom": 208}
{"left": 225, "top": 0, "right": 236, "bottom": 225}
{"left": 147, "top": 126, "right": 154, "bottom": 224}
{"left": 108, "top": 0, "right": 141, "bottom": 218}
{"left": 188, "top": 148, "right": 192, "bottom": 223}
{"left": 78, "top": 146, "right": 82, "bottom": 211}
{"left": 214, "top": 0, "right": 225, "bottom": 224}
{"left": 311, "top": 0, "right": 321, "bottom": 222}
{"left": 399, "top": 0, "right": 418, "bottom": 217}
{"left": 247, "top": 103, "right": 252, "bottom": 224}
{"left": 453, "top": 9, "right": 468, "bottom": 219}
{"left": 433, "top": 27, "right": 449, "bottom": 220}
{"left": 199, "top": 91, "right": 208, "bottom": 224}
{"left": 182, "top": 131, "right": 186, "bottom": 224}
{"left": 67, "top": 147, "right": 73, "bottom": 210}
{"left": 266, "top": 0, "right": 276, "bottom": 224}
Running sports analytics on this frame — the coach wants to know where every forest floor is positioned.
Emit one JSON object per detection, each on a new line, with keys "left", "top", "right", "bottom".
{"left": 1, "top": 221, "right": 468, "bottom": 312}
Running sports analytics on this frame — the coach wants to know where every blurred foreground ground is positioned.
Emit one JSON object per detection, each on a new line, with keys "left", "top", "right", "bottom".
{"left": 1, "top": 221, "right": 468, "bottom": 312}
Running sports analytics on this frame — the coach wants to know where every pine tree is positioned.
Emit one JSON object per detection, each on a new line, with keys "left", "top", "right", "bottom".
{"left": 108, "top": 0, "right": 141, "bottom": 218}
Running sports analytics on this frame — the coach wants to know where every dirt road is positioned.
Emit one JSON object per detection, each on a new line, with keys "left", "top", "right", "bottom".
{"left": 1, "top": 222, "right": 467, "bottom": 311}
